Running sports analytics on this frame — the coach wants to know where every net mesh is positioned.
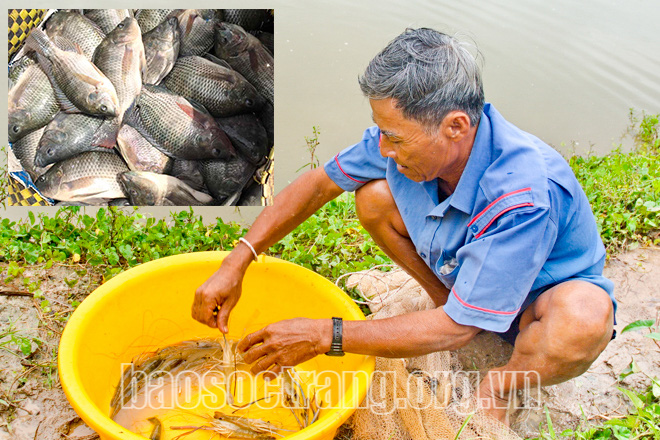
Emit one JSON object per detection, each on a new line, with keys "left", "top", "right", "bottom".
{"left": 343, "top": 267, "right": 521, "bottom": 440}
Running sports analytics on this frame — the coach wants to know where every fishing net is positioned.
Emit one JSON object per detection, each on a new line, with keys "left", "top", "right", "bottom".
{"left": 340, "top": 267, "right": 521, "bottom": 440}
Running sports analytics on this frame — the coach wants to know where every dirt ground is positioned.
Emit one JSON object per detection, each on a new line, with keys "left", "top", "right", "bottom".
{"left": 0, "top": 247, "right": 659, "bottom": 439}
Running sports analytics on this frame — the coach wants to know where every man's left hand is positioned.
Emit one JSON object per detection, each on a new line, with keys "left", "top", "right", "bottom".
{"left": 238, "top": 318, "right": 333, "bottom": 376}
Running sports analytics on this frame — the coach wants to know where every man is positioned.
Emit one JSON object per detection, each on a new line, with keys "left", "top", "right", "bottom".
{"left": 192, "top": 28, "right": 616, "bottom": 423}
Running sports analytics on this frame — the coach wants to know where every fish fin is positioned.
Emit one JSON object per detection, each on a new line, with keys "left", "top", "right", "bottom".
{"left": 139, "top": 49, "right": 147, "bottom": 82}
{"left": 51, "top": 79, "right": 82, "bottom": 113}
{"left": 122, "top": 45, "right": 134, "bottom": 73}
{"left": 167, "top": 176, "right": 214, "bottom": 206}
{"left": 203, "top": 53, "right": 232, "bottom": 69}
{"left": 248, "top": 48, "right": 259, "bottom": 72}
{"left": 185, "top": 13, "right": 197, "bottom": 35}
{"left": 91, "top": 118, "right": 121, "bottom": 148}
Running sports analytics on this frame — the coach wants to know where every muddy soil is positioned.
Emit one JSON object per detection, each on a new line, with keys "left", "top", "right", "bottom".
{"left": 0, "top": 248, "right": 659, "bottom": 439}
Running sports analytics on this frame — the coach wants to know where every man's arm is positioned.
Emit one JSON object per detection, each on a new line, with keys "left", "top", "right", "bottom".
{"left": 238, "top": 306, "right": 481, "bottom": 375}
{"left": 192, "top": 167, "right": 345, "bottom": 331}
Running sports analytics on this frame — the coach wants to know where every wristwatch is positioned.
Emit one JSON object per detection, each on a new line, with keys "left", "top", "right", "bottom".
{"left": 325, "top": 317, "right": 345, "bottom": 356}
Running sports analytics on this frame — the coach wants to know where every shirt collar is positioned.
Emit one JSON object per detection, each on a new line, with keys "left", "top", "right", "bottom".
{"left": 446, "top": 104, "right": 493, "bottom": 215}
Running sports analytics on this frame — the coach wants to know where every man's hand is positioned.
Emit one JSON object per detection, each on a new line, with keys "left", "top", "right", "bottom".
{"left": 238, "top": 318, "right": 333, "bottom": 376}
{"left": 192, "top": 263, "right": 244, "bottom": 333}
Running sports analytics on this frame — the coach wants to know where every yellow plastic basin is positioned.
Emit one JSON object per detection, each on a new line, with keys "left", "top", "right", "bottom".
{"left": 59, "top": 251, "right": 374, "bottom": 440}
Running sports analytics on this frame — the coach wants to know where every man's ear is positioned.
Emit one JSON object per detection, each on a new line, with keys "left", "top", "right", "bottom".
{"left": 443, "top": 111, "right": 471, "bottom": 141}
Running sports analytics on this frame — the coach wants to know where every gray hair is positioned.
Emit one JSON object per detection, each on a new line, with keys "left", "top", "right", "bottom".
{"left": 359, "top": 28, "right": 484, "bottom": 129}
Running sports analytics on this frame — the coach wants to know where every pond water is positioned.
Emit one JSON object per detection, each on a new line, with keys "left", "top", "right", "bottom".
{"left": 3, "top": 0, "right": 659, "bottom": 223}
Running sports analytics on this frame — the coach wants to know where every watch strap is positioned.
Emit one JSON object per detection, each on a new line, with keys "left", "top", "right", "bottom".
{"left": 326, "top": 317, "right": 344, "bottom": 356}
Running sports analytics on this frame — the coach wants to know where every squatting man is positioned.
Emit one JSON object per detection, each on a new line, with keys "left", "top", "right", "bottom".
{"left": 192, "top": 28, "right": 616, "bottom": 423}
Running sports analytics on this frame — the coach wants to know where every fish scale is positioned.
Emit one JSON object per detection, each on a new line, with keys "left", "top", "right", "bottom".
{"left": 163, "top": 55, "right": 263, "bottom": 117}
{"left": 84, "top": 9, "right": 133, "bottom": 34}
{"left": 135, "top": 9, "right": 176, "bottom": 34}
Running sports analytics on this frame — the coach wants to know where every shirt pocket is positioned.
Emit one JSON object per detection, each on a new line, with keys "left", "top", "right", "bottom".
{"left": 435, "top": 250, "right": 459, "bottom": 289}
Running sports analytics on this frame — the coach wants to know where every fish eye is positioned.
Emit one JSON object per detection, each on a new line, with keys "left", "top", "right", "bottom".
{"left": 212, "top": 148, "right": 221, "bottom": 157}
{"left": 100, "top": 104, "right": 108, "bottom": 113}
{"left": 245, "top": 98, "right": 253, "bottom": 107}
{"left": 12, "top": 125, "right": 19, "bottom": 133}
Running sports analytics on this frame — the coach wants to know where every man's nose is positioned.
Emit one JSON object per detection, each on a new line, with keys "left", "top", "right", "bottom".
{"left": 379, "top": 135, "right": 395, "bottom": 158}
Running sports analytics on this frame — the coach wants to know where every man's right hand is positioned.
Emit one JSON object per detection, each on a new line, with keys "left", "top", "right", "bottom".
{"left": 192, "top": 259, "right": 245, "bottom": 333}
{"left": 191, "top": 168, "right": 345, "bottom": 333}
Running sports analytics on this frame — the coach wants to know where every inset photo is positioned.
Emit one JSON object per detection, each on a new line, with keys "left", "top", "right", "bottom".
{"left": 7, "top": 9, "right": 274, "bottom": 207}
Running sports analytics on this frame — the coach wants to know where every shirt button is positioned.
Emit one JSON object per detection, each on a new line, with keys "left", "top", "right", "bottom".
{"left": 420, "top": 253, "right": 427, "bottom": 258}
{"left": 471, "top": 225, "right": 478, "bottom": 232}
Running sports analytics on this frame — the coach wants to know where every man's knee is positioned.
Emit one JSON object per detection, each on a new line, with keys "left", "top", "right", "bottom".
{"left": 355, "top": 180, "right": 398, "bottom": 230}
{"left": 543, "top": 281, "right": 614, "bottom": 364}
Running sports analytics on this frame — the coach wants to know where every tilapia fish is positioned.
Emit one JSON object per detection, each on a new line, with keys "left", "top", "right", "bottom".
{"left": 119, "top": 171, "right": 214, "bottom": 205}
{"left": 214, "top": 22, "right": 274, "bottom": 105}
{"left": 127, "top": 85, "right": 235, "bottom": 160}
{"left": 35, "top": 151, "right": 129, "bottom": 204}
{"left": 84, "top": 9, "right": 133, "bottom": 34}
{"left": 135, "top": 9, "right": 177, "bottom": 34}
{"left": 116, "top": 124, "right": 172, "bottom": 173}
{"left": 11, "top": 127, "right": 51, "bottom": 181}
{"left": 215, "top": 113, "right": 268, "bottom": 165}
{"left": 45, "top": 11, "right": 105, "bottom": 60}
{"left": 35, "top": 113, "right": 108, "bottom": 167}
{"left": 173, "top": 9, "right": 217, "bottom": 57}
{"left": 93, "top": 17, "right": 146, "bottom": 118}
{"left": 200, "top": 155, "right": 256, "bottom": 204}
{"left": 163, "top": 55, "right": 263, "bottom": 117}
{"left": 25, "top": 28, "right": 120, "bottom": 117}
{"left": 142, "top": 16, "right": 180, "bottom": 85}
{"left": 8, "top": 56, "right": 59, "bottom": 142}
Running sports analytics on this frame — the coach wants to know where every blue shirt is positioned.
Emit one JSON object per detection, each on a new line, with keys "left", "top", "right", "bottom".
{"left": 324, "top": 103, "right": 615, "bottom": 332}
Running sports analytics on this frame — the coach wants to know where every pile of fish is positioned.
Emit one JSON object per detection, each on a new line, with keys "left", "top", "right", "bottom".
{"left": 8, "top": 9, "right": 274, "bottom": 206}
{"left": 111, "top": 336, "right": 321, "bottom": 440}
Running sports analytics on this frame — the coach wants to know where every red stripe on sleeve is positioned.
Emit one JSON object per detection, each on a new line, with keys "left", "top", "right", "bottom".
{"left": 452, "top": 287, "right": 521, "bottom": 315}
{"left": 467, "top": 188, "right": 532, "bottom": 227}
{"left": 474, "top": 202, "right": 535, "bottom": 239}
{"left": 334, "top": 155, "right": 367, "bottom": 184}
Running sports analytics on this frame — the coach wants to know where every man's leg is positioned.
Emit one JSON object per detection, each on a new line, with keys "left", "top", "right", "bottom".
{"left": 355, "top": 179, "right": 450, "bottom": 305}
{"left": 476, "top": 281, "right": 614, "bottom": 423}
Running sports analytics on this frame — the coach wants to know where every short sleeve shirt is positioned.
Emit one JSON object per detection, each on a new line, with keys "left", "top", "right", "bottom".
{"left": 324, "top": 103, "right": 615, "bottom": 332}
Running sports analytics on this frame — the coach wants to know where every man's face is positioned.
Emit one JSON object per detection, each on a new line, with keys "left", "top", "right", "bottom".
{"left": 370, "top": 98, "right": 461, "bottom": 183}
